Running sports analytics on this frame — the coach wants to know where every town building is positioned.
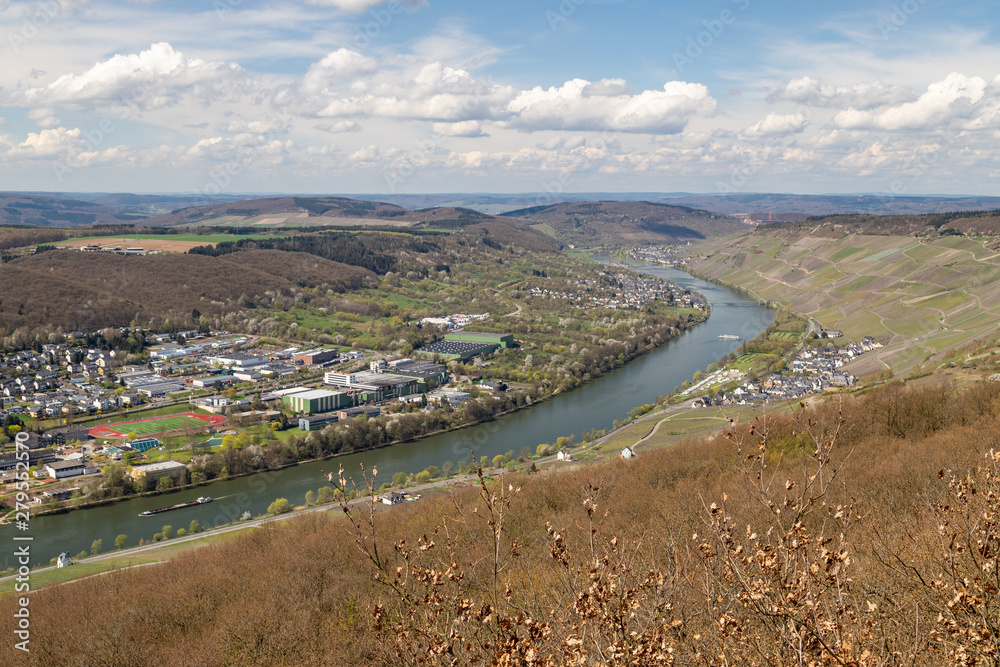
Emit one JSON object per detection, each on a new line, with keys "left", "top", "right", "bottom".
{"left": 282, "top": 389, "right": 351, "bottom": 415}
{"left": 324, "top": 372, "right": 422, "bottom": 402}
{"left": 298, "top": 413, "right": 339, "bottom": 431}
{"left": 128, "top": 460, "right": 187, "bottom": 485}
{"left": 293, "top": 348, "right": 339, "bottom": 365}
{"left": 44, "top": 460, "right": 88, "bottom": 479}
{"left": 126, "top": 438, "right": 160, "bottom": 453}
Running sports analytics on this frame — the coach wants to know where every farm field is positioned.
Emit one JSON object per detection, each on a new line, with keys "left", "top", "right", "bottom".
{"left": 88, "top": 413, "right": 225, "bottom": 439}
{"left": 689, "top": 231, "right": 1000, "bottom": 375}
{"left": 56, "top": 234, "right": 280, "bottom": 253}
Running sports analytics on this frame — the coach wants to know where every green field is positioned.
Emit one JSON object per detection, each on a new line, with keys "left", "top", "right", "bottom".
{"left": 130, "top": 415, "right": 206, "bottom": 435}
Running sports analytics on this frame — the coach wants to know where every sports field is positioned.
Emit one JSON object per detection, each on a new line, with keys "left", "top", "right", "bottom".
{"left": 88, "top": 413, "right": 225, "bottom": 438}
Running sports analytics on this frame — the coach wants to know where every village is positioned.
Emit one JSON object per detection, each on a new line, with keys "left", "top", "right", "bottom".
{"left": 525, "top": 270, "right": 707, "bottom": 311}
{"left": 688, "top": 336, "right": 884, "bottom": 407}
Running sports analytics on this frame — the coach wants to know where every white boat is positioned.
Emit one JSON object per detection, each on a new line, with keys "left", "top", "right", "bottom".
{"left": 718, "top": 334, "right": 740, "bottom": 340}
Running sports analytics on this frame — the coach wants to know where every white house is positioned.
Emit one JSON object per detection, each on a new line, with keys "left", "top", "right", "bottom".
{"left": 621, "top": 447, "right": 636, "bottom": 459}
{"left": 556, "top": 450, "right": 573, "bottom": 462}
{"left": 56, "top": 552, "right": 72, "bottom": 568}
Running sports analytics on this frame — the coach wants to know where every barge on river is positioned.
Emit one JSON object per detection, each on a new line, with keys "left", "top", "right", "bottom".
{"left": 139, "top": 497, "right": 212, "bottom": 517}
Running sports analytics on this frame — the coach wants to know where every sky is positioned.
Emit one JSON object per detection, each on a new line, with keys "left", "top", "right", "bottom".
{"left": 1, "top": 0, "right": 999, "bottom": 196}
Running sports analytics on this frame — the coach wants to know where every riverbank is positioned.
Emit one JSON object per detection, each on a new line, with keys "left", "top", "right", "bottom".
{"left": 25, "top": 309, "right": 709, "bottom": 520}
{"left": 0, "top": 263, "right": 772, "bottom": 567}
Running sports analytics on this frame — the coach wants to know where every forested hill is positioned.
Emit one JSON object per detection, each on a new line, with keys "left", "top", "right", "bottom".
{"left": 502, "top": 200, "right": 747, "bottom": 245}
{"left": 142, "top": 196, "right": 413, "bottom": 226}
{"left": 0, "top": 249, "right": 373, "bottom": 338}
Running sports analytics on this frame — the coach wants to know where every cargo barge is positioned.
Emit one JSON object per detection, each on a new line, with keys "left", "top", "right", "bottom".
{"left": 139, "top": 497, "right": 212, "bottom": 516}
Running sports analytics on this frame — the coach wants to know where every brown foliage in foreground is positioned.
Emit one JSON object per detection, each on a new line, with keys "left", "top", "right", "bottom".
{"left": 3, "top": 379, "right": 1000, "bottom": 666}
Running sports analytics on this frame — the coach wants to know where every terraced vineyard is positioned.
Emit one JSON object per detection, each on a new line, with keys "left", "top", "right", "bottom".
{"left": 689, "top": 230, "right": 1000, "bottom": 375}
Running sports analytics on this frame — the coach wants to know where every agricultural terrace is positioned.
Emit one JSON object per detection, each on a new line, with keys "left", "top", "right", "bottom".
{"left": 689, "top": 231, "right": 1000, "bottom": 375}
{"left": 88, "top": 413, "right": 225, "bottom": 439}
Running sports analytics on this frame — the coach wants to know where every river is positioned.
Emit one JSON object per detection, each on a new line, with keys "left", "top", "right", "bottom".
{"left": 1, "top": 260, "right": 774, "bottom": 568}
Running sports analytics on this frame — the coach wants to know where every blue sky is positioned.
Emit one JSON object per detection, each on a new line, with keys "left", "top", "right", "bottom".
{"left": 1, "top": 0, "right": 999, "bottom": 195}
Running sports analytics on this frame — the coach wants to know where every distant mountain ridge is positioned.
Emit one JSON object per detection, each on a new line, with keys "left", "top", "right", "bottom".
{"left": 500, "top": 200, "right": 746, "bottom": 245}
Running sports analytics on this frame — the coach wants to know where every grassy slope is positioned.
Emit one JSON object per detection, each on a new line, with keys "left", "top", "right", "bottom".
{"left": 3, "top": 380, "right": 1000, "bottom": 664}
{"left": 689, "top": 230, "right": 1000, "bottom": 375}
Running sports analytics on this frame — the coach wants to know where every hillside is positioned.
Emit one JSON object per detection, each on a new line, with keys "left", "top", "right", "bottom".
{"left": 0, "top": 249, "right": 373, "bottom": 337}
{"left": 685, "top": 222, "right": 1000, "bottom": 375}
{"left": 141, "top": 196, "right": 414, "bottom": 227}
{"left": 757, "top": 209, "right": 1000, "bottom": 237}
{"left": 0, "top": 193, "right": 147, "bottom": 226}
{"left": 0, "top": 221, "right": 561, "bottom": 346}
{"left": 4, "top": 379, "right": 1000, "bottom": 664}
{"left": 502, "top": 200, "right": 745, "bottom": 245}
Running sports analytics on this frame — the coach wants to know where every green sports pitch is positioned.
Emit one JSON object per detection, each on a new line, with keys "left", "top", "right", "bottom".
{"left": 88, "top": 413, "right": 225, "bottom": 439}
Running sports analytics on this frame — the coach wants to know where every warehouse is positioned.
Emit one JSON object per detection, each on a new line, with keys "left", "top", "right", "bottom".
{"left": 282, "top": 389, "right": 351, "bottom": 415}
{"left": 416, "top": 340, "right": 499, "bottom": 360}
{"left": 381, "top": 361, "right": 447, "bottom": 384}
{"left": 323, "top": 371, "right": 421, "bottom": 402}
{"left": 445, "top": 331, "right": 514, "bottom": 348}
{"left": 128, "top": 460, "right": 186, "bottom": 485}
{"left": 293, "top": 348, "right": 339, "bottom": 365}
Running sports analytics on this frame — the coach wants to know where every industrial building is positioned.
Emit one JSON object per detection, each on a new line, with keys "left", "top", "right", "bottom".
{"left": 282, "top": 389, "right": 351, "bottom": 415}
{"left": 445, "top": 331, "right": 514, "bottom": 348}
{"left": 381, "top": 361, "right": 447, "bottom": 384}
{"left": 298, "top": 413, "right": 339, "bottom": 431}
{"left": 293, "top": 348, "right": 339, "bottom": 365}
{"left": 427, "top": 390, "right": 472, "bottom": 407}
{"left": 323, "top": 372, "right": 421, "bottom": 403}
{"left": 128, "top": 460, "right": 187, "bottom": 485}
{"left": 205, "top": 352, "right": 267, "bottom": 368}
{"left": 416, "top": 340, "right": 499, "bottom": 360}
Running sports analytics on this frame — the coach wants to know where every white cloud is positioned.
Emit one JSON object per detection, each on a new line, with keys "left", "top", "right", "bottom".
{"left": 432, "top": 120, "right": 486, "bottom": 137}
{"left": 768, "top": 76, "right": 914, "bottom": 109}
{"left": 26, "top": 107, "right": 61, "bottom": 129}
{"left": 504, "top": 79, "right": 716, "bottom": 134}
{"left": 743, "top": 112, "right": 809, "bottom": 137}
{"left": 315, "top": 120, "right": 361, "bottom": 133}
{"left": 349, "top": 144, "right": 380, "bottom": 161}
{"left": 313, "top": 61, "right": 515, "bottom": 122}
{"left": 300, "top": 49, "right": 377, "bottom": 96}
{"left": 8, "top": 127, "right": 84, "bottom": 159}
{"left": 834, "top": 72, "right": 988, "bottom": 130}
{"left": 304, "top": 0, "right": 424, "bottom": 12}
{"left": 7, "top": 42, "right": 249, "bottom": 110}
{"left": 223, "top": 119, "right": 291, "bottom": 134}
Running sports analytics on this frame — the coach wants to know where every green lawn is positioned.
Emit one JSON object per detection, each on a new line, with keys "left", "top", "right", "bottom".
{"left": 105, "top": 415, "right": 210, "bottom": 437}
